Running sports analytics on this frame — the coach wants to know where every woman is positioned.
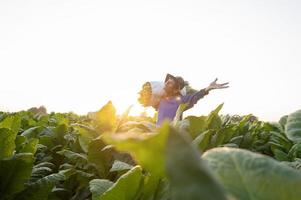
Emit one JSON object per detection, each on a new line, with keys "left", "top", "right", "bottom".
{"left": 156, "top": 74, "right": 229, "bottom": 125}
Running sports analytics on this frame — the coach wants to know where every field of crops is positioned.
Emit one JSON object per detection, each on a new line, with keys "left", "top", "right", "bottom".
{"left": 1, "top": 102, "right": 301, "bottom": 200}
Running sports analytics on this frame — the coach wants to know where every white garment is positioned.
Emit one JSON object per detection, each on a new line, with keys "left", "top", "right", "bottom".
{"left": 147, "top": 81, "right": 187, "bottom": 107}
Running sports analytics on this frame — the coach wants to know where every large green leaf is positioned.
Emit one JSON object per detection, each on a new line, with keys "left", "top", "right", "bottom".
{"left": 57, "top": 149, "right": 88, "bottom": 167}
{"left": 288, "top": 143, "right": 301, "bottom": 159}
{"left": 118, "top": 121, "right": 157, "bottom": 133}
{"left": 74, "top": 125, "right": 98, "bottom": 153}
{"left": 19, "top": 138, "right": 39, "bottom": 154}
{"left": 210, "top": 127, "right": 235, "bottom": 148}
{"left": 285, "top": 110, "right": 301, "bottom": 143}
{"left": 185, "top": 116, "right": 207, "bottom": 139}
{"left": 139, "top": 175, "right": 164, "bottom": 200}
{"left": 103, "top": 124, "right": 169, "bottom": 177}
{"left": 100, "top": 166, "right": 143, "bottom": 200}
{"left": 166, "top": 127, "right": 227, "bottom": 200}
{"left": 184, "top": 104, "right": 224, "bottom": 139}
{"left": 173, "top": 103, "right": 188, "bottom": 125}
{"left": 0, "top": 128, "right": 17, "bottom": 159}
{"left": 89, "top": 179, "right": 114, "bottom": 200}
{"left": 88, "top": 138, "right": 114, "bottom": 177}
{"left": 203, "top": 147, "right": 301, "bottom": 200}
{"left": 14, "top": 170, "right": 67, "bottom": 200}
{"left": 0, "top": 153, "right": 34, "bottom": 199}
{"left": 29, "top": 162, "right": 55, "bottom": 183}
{"left": 21, "top": 126, "right": 41, "bottom": 139}
{"left": 151, "top": 179, "right": 170, "bottom": 200}
{"left": 192, "top": 130, "right": 213, "bottom": 152}
{"left": 206, "top": 103, "right": 223, "bottom": 129}
{"left": 0, "top": 115, "right": 21, "bottom": 133}
{"left": 110, "top": 160, "right": 133, "bottom": 172}
{"left": 279, "top": 115, "right": 288, "bottom": 129}
{"left": 95, "top": 101, "right": 117, "bottom": 132}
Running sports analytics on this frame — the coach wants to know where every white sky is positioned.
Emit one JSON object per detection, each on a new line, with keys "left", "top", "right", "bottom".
{"left": 0, "top": 0, "right": 300, "bottom": 121}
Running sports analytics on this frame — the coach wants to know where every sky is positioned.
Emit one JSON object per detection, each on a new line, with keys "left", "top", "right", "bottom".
{"left": 0, "top": 0, "right": 300, "bottom": 122}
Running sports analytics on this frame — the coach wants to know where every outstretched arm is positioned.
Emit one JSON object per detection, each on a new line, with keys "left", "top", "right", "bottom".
{"left": 204, "top": 78, "right": 229, "bottom": 93}
{"left": 182, "top": 78, "right": 229, "bottom": 110}
{"left": 181, "top": 89, "right": 208, "bottom": 110}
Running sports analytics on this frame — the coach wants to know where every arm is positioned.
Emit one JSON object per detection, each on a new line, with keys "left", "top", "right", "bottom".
{"left": 182, "top": 78, "right": 229, "bottom": 110}
{"left": 182, "top": 89, "right": 209, "bottom": 110}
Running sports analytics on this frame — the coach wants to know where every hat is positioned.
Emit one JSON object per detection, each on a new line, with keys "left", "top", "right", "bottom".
{"left": 164, "top": 73, "right": 185, "bottom": 90}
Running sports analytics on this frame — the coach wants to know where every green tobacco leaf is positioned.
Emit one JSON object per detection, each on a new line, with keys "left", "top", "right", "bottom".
{"left": 139, "top": 175, "right": 164, "bottom": 200}
{"left": 192, "top": 130, "right": 213, "bottom": 152}
{"left": 272, "top": 148, "right": 290, "bottom": 161}
{"left": 78, "top": 135, "right": 91, "bottom": 153}
{"left": 74, "top": 125, "right": 98, "bottom": 153}
{"left": 110, "top": 160, "right": 133, "bottom": 172}
{"left": 0, "top": 153, "right": 34, "bottom": 198}
{"left": 15, "top": 135, "right": 26, "bottom": 152}
{"left": 100, "top": 166, "right": 143, "bottom": 200}
{"left": 21, "top": 126, "right": 41, "bottom": 139}
{"left": 0, "top": 128, "right": 17, "bottom": 159}
{"left": 118, "top": 121, "right": 157, "bottom": 133}
{"left": 88, "top": 138, "right": 113, "bottom": 177}
{"left": 210, "top": 127, "right": 236, "bottom": 147}
{"left": 173, "top": 103, "right": 188, "bottom": 125}
{"left": 285, "top": 110, "right": 301, "bottom": 143}
{"left": 95, "top": 101, "right": 117, "bottom": 132}
{"left": 29, "top": 162, "right": 55, "bottom": 183}
{"left": 206, "top": 103, "right": 223, "bottom": 129}
{"left": 39, "top": 135, "right": 55, "bottom": 150}
{"left": 288, "top": 143, "right": 301, "bottom": 159}
{"left": 20, "top": 138, "right": 39, "bottom": 154}
{"left": 283, "top": 158, "right": 301, "bottom": 171}
{"left": 279, "top": 115, "right": 288, "bottom": 129}
{"left": 185, "top": 104, "right": 223, "bottom": 139}
{"left": 103, "top": 124, "right": 169, "bottom": 177}
{"left": 203, "top": 147, "right": 301, "bottom": 200}
{"left": 53, "top": 123, "right": 68, "bottom": 144}
{"left": 151, "top": 179, "right": 170, "bottom": 200}
{"left": 89, "top": 179, "right": 114, "bottom": 200}
{"left": 0, "top": 115, "right": 21, "bottom": 133}
{"left": 57, "top": 149, "right": 88, "bottom": 166}
{"left": 14, "top": 170, "right": 66, "bottom": 200}
{"left": 185, "top": 116, "right": 207, "bottom": 139}
{"left": 166, "top": 127, "right": 227, "bottom": 200}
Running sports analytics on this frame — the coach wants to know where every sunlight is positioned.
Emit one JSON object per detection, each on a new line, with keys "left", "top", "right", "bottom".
{"left": 114, "top": 100, "right": 155, "bottom": 117}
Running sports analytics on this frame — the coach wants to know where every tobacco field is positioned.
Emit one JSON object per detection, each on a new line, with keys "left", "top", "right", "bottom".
{"left": 1, "top": 102, "right": 301, "bottom": 200}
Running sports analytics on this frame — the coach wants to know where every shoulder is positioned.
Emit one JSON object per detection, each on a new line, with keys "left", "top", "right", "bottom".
{"left": 181, "top": 93, "right": 192, "bottom": 102}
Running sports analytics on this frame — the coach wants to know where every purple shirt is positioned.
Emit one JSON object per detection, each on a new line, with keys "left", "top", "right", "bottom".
{"left": 156, "top": 89, "right": 208, "bottom": 125}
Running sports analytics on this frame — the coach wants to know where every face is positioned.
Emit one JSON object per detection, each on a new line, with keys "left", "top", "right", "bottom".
{"left": 164, "top": 78, "right": 179, "bottom": 95}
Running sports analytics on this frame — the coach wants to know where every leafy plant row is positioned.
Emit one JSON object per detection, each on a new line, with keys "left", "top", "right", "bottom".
{"left": 1, "top": 102, "right": 301, "bottom": 200}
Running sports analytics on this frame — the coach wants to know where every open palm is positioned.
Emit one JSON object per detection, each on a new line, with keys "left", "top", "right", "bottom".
{"left": 207, "top": 78, "right": 229, "bottom": 91}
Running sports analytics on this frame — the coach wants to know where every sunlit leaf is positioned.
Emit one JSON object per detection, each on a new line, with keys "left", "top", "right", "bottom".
{"left": 100, "top": 166, "right": 143, "bottom": 200}
{"left": 166, "top": 127, "right": 227, "bottom": 200}
{"left": 0, "top": 128, "right": 17, "bottom": 159}
{"left": 285, "top": 110, "right": 301, "bottom": 143}
{"left": 203, "top": 147, "right": 301, "bottom": 200}
{"left": 103, "top": 124, "right": 169, "bottom": 177}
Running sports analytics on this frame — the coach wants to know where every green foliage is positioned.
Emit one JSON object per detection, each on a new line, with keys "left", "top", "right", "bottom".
{"left": 203, "top": 147, "right": 301, "bottom": 200}
{"left": 103, "top": 124, "right": 169, "bottom": 177}
{"left": 94, "top": 101, "right": 117, "bottom": 132}
{"left": 285, "top": 110, "right": 301, "bottom": 143}
{"left": 0, "top": 153, "right": 34, "bottom": 199}
{"left": 98, "top": 166, "right": 143, "bottom": 200}
{"left": 166, "top": 127, "right": 227, "bottom": 200}
{"left": 89, "top": 179, "right": 114, "bottom": 200}
{"left": 1, "top": 103, "right": 301, "bottom": 200}
{"left": 0, "top": 128, "right": 17, "bottom": 159}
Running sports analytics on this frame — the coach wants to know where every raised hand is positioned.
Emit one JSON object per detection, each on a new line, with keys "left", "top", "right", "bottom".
{"left": 205, "top": 78, "right": 229, "bottom": 92}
